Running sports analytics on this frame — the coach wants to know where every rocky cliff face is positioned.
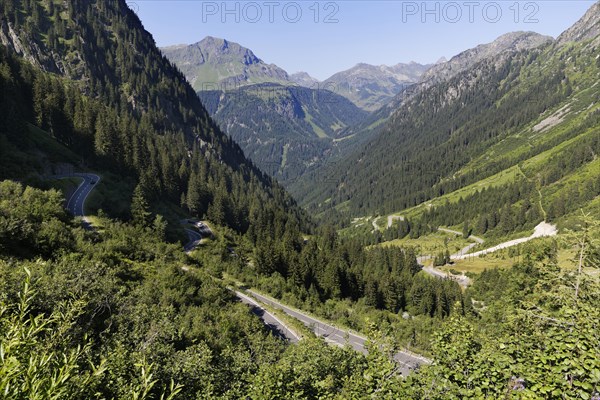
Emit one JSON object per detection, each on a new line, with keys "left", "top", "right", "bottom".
{"left": 0, "top": 19, "right": 67, "bottom": 75}
{"left": 380, "top": 31, "right": 553, "bottom": 115}
{"left": 420, "top": 31, "right": 553, "bottom": 85}
{"left": 557, "top": 1, "right": 600, "bottom": 45}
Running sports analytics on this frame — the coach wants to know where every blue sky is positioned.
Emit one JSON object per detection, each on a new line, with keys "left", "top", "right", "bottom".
{"left": 132, "top": 1, "right": 595, "bottom": 80}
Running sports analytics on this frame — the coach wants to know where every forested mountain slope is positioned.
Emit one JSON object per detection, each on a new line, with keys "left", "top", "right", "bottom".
{"left": 2, "top": 180, "right": 598, "bottom": 399}
{"left": 289, "top": 32, "right": 553, "bottom": 202}
{"left": 0, "top": 0, "right": 455, "bottom": 379}
{"left": 1, "top": 1, "right": 599, "bottom": 398}
{"left": 0, "top": 0, "right": 309, "bottom": 236}
{"left": 163, "top": 38, "right": 431, "bottom": 187}
{"left": 198, "top": 83, "right": 368, "bottom": 183}
{"left": 296, "top": 9, "right": 600, "bottom": 234}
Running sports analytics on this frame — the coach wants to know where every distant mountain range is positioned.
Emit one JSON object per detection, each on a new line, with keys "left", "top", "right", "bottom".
{"left": 322, "top": 62, "right": 432, "bottom": 111}
{"left": 339, "top": 31, "right": 554, "bottom": 146}
{"left": 161, "top": 37, "right": 430, "bottom": 110}
{"left": 159, "top": 6, "right": 600, "bottom": 243}
{"left": 161, "top": 36, "right": 430, "bottom": 184}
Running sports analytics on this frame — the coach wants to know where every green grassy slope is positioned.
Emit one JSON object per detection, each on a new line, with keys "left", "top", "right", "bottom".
{"left": 300, "top": 29, "right": 600, "bottom": 243}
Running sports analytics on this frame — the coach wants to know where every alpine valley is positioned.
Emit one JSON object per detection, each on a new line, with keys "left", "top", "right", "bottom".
{"left": 0, "top": 1, "right": 599, "bottom": 399}
{"left": 162, "top": 37, "right": 431, "bottom": 184}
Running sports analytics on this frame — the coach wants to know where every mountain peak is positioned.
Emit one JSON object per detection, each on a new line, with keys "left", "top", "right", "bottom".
{"left": 194, "top": 36, "right": 260, "bottom": 65}
{"left": 289, "top": 71, "right": 320, "bottom": 87}
{"left": 161, "top": 36, "right": 289, "bottom": 90}
{"left": 199, "top": 36, "right": 230, "bottom": 50}
{"left": 490, "top": 31, "right": 554, "bottom": 51}
{"left": 557, "top": 1, "right": 600, "bottom": 45}
{"left": 323, "top": 62, "right": 431, "bottom": 111}
{"left": 202, "top": 35, "right": 221, "bottom": 42}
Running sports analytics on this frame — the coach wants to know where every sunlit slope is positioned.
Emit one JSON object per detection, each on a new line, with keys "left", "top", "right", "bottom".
{"left": 300, "top": 24, "right": 600, "bottom": 235}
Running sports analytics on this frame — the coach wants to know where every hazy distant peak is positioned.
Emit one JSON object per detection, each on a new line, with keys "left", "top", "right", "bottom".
{"left": 322, "top": 61, "right": 431, "bottom": 111}
{"left": 289, "top": 71, "right": 320, "bottom": 87}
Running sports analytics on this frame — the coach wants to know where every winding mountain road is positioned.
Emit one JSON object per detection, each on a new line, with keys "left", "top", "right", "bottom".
{"left": 181, "top": 222, "right": 302, "bottom": 342}
{"left": 183, "top": 228, "right": 203, "bottom": 252}
{"left": 438, "top": 228, "right": 484, "bottom": 244}
{"left": 246, "top": 289, "right": 431, "bottom": 376}
{"left": 234, "top": 290, "right": 301, "bottom": 343}
{"left": 420, "top": 223, "right": 557, "bottom": 286}
{"left": 56, "top": 171, "right": 527, "bottom": 375}
{"left": 387, "top": 215, "right": 405, "bottom": 228}
{"left": 57, "top": 175, "right": 300, "bottom": 343}
{"left": 438, "top": 227, "right": 484, "bottom": 259}
{"left": 55, "top": 173, "right": 100, "bottom": 229}
{"left": 182, "top": 220, "right": 214, "bottom": 252}
{"left": 55, "top": 174, "right": 427, "bottom": 371}
{"left": 371, "top": 216, "right": 381, "bottom": 232}
{"left": 452, "top": 222, "right": 557, "bottom": 260}
{"left": 64, "top": 173, "right": 100, "bottom": 217}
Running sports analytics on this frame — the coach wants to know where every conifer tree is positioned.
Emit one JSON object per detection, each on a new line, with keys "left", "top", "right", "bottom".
{"left": 131, "top": 183, "right": 151, "bottom": 227}
{"left": 462, "top": 220, "right": 470, "bottom": 239}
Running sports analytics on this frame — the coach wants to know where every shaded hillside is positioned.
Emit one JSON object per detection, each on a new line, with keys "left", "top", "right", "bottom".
{"left": 0, "top": 0, "right": 310, "bottom": 237}
{"left": 198, "top": 83, "right": 368, "bottom": 183}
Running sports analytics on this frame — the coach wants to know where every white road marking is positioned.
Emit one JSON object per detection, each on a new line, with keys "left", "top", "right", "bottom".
{"left": 235, "top": 291, "right": 301, "bottom": 342}
{"left": 246, "top": 289, "right": 432, "bottom": 370}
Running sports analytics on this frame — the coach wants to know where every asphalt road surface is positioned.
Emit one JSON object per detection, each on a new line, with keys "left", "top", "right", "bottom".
{"left": 180, "top": 223, "right": 300, "bottom": 342}
{"left": 246, "top": 289, "right": 431, "bottom": 376}
{"left": 183, "top": 229, "right": 203, "bottom": 252}
{"left": 55, "top": 173, "right": 101, "bottom": 229}
{"left": 387, "top": 215, "right": 405, "bottom": 228}
{"left": 182, "top": 220, "right": 214, "bottom": 252}
{"left": 234, "top": 290, "right": 301, "bottom": 343}
{"left": 63, "top": 173, "right": 100, "bottom": 217}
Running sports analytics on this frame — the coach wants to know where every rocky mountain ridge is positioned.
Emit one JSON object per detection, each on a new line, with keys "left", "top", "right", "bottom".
{"left": 322, "top": 61, "right": 432, "bottom": 111}
{"left": 161, "top": 36, "right": 291, "bottom": 91}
